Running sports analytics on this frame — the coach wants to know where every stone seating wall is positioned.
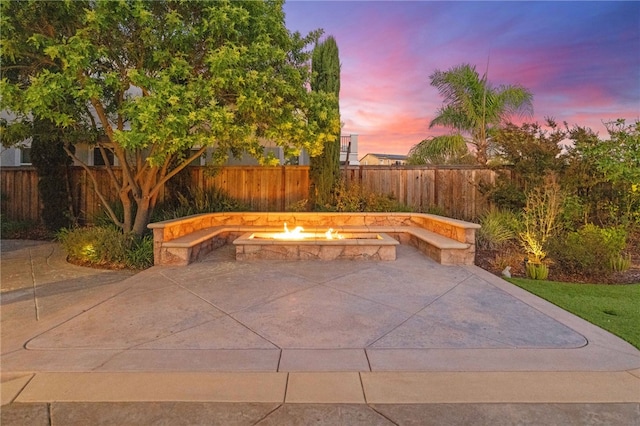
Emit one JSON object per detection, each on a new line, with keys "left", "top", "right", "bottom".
{"left": 148, "top": 212, "right": 480, "bottom": 266}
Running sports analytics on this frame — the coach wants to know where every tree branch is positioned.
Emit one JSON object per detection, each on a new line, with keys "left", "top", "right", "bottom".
{"left": 149, "top": 146, "right": 207, "bottom": 199}
{"left": 63, "top": 145, "right": 124, "bottom": 229}
{"left": 96, "top": 143, "right": 123, "bottom": 190}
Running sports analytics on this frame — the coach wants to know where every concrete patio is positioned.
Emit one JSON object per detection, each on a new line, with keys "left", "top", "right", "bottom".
{"left": 1, "top": 240, "right": 639, "bottom": 424}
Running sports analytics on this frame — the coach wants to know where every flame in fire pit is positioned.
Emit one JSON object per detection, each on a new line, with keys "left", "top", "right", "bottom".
{"left": 276, "top": 223, "right": 304, "bottom": 239}
{"left": 270, "top": 223, "right": 344, "bottom": 240}
{"left": 325, "top": 228, "right": 343, "bottom": 239}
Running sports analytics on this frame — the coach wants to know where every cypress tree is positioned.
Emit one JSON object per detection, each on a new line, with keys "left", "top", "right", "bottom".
{"left": 309, "top": 36, "right": 341, "bottom": 208}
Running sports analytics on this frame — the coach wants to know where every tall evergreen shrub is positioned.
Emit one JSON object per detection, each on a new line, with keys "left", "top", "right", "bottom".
{"left": 30, "top": 119, "right": 75, "bottom": 231}
{"left": 309, "top": 36, "right": 341, "bottom": 208}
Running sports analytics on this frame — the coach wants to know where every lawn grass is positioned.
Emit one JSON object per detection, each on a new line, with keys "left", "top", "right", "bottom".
{"left": 508, "top": 278, "right": 640, "bottom": 350}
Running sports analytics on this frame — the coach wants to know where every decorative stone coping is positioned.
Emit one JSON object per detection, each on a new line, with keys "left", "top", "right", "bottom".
{"left": 147, "top": 212, "right": 480, "bottom": 266}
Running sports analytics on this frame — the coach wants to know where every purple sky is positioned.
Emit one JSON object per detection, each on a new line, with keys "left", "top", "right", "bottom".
{"left": 283, "top": 1, "right": 640, "bottom": 157}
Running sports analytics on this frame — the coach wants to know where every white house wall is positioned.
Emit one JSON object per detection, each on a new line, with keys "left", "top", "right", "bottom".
{"left": 1, "top": 136, "right": 356, "bottom": 167}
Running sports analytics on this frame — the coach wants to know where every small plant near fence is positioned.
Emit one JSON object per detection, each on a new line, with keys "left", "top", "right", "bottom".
{"left": 476, "top": 209, "right": 520, "bottom": 251}
{"left": 314, "top": 180, "right": 412, "bottom": 213}
{"left": 153, "top": 186, "right": 249, "bottom": 221}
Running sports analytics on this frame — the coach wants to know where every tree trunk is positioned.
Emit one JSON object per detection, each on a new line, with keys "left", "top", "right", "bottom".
{"left": 132, "top": 197, "right": 152, "bottom": 236}
{"left": 120, "top": 190, "right": 133, "bottom": 233}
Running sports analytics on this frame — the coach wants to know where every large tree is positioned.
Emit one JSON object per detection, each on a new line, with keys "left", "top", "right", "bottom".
{"left": 309, "top": 35, "right": 341, "bottom": 208}
{"left": 0, "top": 1, "right": 84, "bottom": 230}
{"left": 429, "top": 63, "right": 534, "bottom": 165}
{"left": 1, "top": 0, "right": 339, "bottom": 235}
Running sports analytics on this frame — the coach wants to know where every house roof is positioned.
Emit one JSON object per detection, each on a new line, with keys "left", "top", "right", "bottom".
{"left": 362, "top": 153, "right": 408, "bottom": 161}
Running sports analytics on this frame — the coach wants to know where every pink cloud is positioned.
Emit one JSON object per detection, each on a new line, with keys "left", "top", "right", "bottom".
{"left": 285, "top": 1, "right": 639, "bottom": 156}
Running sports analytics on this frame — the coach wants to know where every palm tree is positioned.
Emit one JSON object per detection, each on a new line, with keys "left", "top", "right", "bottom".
{"left": 429, "top": 63, "right": 533, "bottom": 165}
{"left": 407, "top": 134, "right": 475, "bottom": 165}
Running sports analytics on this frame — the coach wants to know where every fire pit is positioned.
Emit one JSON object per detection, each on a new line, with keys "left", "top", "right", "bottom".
{"left": 233, "top": 224, "right": 398, "bottom": 261}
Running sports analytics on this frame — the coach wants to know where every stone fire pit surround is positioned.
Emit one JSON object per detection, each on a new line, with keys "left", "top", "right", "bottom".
{"left": 234, "top": 231, "right": 399, "bottom": 261}
{"left": 148, "top": 212, "right": 480, "bottom": 266}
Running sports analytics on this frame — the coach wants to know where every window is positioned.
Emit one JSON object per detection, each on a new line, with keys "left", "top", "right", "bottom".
{"left": 20, "top": 147, "right": 32, "bottom": 165}
{"left": 93, "top": 147, "right": 114, "bottom": 166}
{"left": 188, "top": 149, "right": 205, "bottom": 166}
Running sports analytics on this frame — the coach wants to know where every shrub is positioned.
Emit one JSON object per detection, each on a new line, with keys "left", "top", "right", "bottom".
{"left": 610, "top": 253, "right": 631, "bottom": 273}
{"left": 153, "top": 186, "right": 248, "bottom": 221}
{"left": 476, "top": 209, "right": 520, "bottom": 250}
{"left": 519, "top": 181, "right": 563, "bottom": 264}
{"left": 2, "top": 215, "right": 32, "bottom": 238}
{"left": 126, "top": 234, "right": 154, "bottom": 269}
{"left": 363, "top": 191, "right": 412, "bottom": 213}
{"left": 481, "top": 179, "right": 526, "bottom": 211}
{"left": 57, "top": 226, "right": 153, "bottom": 269}
{"left": 551, "top": 224, "right": 628, "bottom": 276}
{"left": 559, "top": 194, "right": 588, "bottom": 232}
{"left": 92, "top": 201, "right": 126, "bottom": 229}
{"left": 286, "top": 199, "right": 311, "bottom": 212}
{"left": 1, "top": 214, "right": 53, "bottom": 240}
{"left": 325, "top": 181, "right": 365, "bottom": 212}
{"left": 58, "top": 227, "right": 128, "bottom": 267}
{"left": 321, "top": 180, "right": 411, "bottom": 212}
{"left": 420, "top": 205, "right": 448, "bottom": 216}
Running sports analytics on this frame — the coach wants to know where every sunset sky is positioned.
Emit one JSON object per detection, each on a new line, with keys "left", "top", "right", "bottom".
{"left": 283, "top": 1, "right": 640, "bottom": 158}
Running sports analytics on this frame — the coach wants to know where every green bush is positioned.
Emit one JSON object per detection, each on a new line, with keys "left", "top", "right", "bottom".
{"left": 420, "top": 205, "right": 449, "bottom": 216}
{"left": 551, "top": 224, "right": 628, "bottom": 275}
{"left": 559, "top": 194, "right": 588, "bottom": 232}
{"left": 126, "top": 234, "right": 154, "bottom": 269}
{"left": 57, "top": 227, "right": 153, "bottom": 269}
{"left": 92, "top": 201, "right": 127, "bottom": 229}
{"left": 1, "top": 214, "right": 53, "bottom": 240}
{"left": 482, "top": 180, "right": 526, "bottom": 212}
{"left": 286, "top": 199, "right": 311, "bottom": 212}
{"left": 363, "top": 191, "right": 412, "bottom": 213}
{"left": 2, "top": 216, "right": 33, "bottom": 238}
{"left": 325, "top": 181, "right": 365, "bottom": 212}
{"left": 320, "top": 181, "right": 411, "bottom": 213}
{"left": 476, "top": 209, "right": 520, "bottom": 250}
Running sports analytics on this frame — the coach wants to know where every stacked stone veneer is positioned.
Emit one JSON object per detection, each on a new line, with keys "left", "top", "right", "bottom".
{"left": 148, "top": 212, "right": 480, "bottom": 266}
{"left": 233, "top": 232, "right": 399, "bottom": 261}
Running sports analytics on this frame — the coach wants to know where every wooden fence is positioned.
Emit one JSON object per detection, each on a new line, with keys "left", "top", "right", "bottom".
{"left": 186, "top": 166, "right": 310, "bottom": 212}
{"left": 1, "top": 165, "right": 506, "bottom": 224}
{"left": 344, "top": 166, "right": 504, "bottom": 219}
